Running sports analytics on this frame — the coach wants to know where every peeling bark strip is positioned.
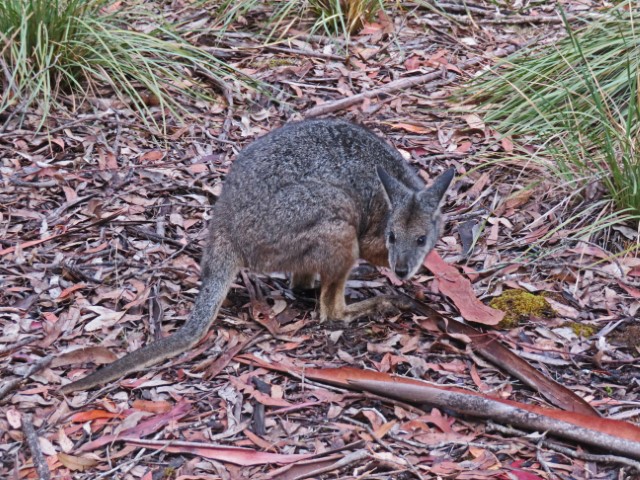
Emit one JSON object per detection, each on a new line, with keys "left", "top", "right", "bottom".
{"left": 22, "top": 415, "right": 51, "bottom": 480}
{"left": 304, "top": 46, "right": 518, "bottom": 118}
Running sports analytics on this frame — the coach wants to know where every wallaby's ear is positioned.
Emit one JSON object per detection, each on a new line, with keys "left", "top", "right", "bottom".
{"left": 419, "top": 168, "right": 455, "bottom": 209}
{"left": 376, "top": 166, "right": 410, "bottom": 207}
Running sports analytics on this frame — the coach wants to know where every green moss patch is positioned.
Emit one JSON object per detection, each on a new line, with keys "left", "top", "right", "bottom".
{"left": 489, "top": 289, "right": 556, "bottom": 329}
{"left": 562, "top": 322, "right": 598, "bottom": 338}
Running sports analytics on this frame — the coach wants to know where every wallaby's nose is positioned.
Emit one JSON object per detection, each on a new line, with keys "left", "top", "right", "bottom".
{"left": 395, "top": 266, "right": 408, "bottom": 279}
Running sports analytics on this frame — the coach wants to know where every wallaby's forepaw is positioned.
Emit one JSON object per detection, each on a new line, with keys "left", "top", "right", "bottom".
{"left": 389, "top": 295, "right": 417, "bottom": 312}
{"left": 365, "top": 294, "right": 413, "bottom": 319}
{"left": 320, "top": 294, "right": 414, "bottom": 324}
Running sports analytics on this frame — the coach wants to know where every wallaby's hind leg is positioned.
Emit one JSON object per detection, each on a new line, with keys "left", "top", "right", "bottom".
{"left": 291, "top": 272, "right": 318, "bottom": 290}
{"left": 317, "top": 227, "right": 413, "bottom": 323}
{"left": 319, "top": 270, "right": 349, "bottom": 322}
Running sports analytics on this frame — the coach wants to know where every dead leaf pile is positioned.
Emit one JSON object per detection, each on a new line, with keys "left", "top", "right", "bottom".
{"left": 1, "top": 1, "right": 638, "bottom": 478}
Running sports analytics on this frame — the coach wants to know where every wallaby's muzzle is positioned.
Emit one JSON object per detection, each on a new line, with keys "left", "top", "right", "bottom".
{"left": 394, "top": 266, "right": 409, "bottom": 279}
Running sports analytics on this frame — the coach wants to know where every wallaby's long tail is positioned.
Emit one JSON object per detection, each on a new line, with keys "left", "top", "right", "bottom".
{"left": 59, "top": 238, "right": 241, "bottom": 394}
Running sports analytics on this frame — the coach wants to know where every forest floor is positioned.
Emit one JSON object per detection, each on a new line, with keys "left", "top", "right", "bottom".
{"left": 1, "top": 1, "right": 639, "bottom": 479}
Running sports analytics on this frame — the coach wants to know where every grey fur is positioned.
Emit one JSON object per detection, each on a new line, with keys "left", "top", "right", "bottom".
{"left": 60, "top": 119, "right": 454, "bottom": 393}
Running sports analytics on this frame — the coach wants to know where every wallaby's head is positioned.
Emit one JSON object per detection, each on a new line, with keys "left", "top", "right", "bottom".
{"left": 376, "top": 167, "right": 455, "bottom": 280}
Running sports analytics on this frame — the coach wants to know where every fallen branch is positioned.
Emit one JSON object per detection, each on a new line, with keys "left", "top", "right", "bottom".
{"left": 304, "top": 46, "right": 517, "bottom": 118}
{"left": 22, "top": 414, "right": 51, "bottom": 480}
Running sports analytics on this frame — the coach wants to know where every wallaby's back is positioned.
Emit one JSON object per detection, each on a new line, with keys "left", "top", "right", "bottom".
{"left": 225, "top": 119, "right": 422, "bottom": 192}
{"left": 213, "top": 119, "right": 424, "bottom": 272}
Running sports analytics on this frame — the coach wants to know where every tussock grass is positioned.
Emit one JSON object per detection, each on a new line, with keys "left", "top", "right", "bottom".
{"left": 309, "top": 0, "right": 384, "bottom": 36}
{"left": 213, "top": 0, "right": 385, "bottom": 44}
{"left": 467, "top": 4, "right": 640, "bottom": 220}
{"left": 0, "top": 0, "right": 241, "bottom": 131}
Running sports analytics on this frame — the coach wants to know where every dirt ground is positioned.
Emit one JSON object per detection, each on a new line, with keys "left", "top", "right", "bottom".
{"left": 1, "top": 1, "right": 639, "bottom": 479}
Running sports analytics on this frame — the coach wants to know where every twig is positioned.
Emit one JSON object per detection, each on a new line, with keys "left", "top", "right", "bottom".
{"left": 306, "top": 69, "right": 446, "bottom": 117}
{"left": 22, "top": 414, "right": 51, "bottom": 480}
{"left": 305, "top": 46, "right": 518, "bottom": 117}
{"left": 0, "top": 379, "right": 22, "bottom": 402}
{"left": 477, "top": 13, "right": 605, "bottom": 25}
{"left": 45, "top": 193, "right": 98, "bottom": 224}
{"left": 343, "top": 417, "right": 425, "bottom": 480}
{"left": 93, "top": 444, "right": 166, "bottom": 479}
{"left": 390, "top": 432, "right": 513, "bottom": 453}
{"left": 9, "top": 176, "right": 58, "bottom": 188}
{"left": 0, "top": 336, "right": 41, "bottom": 356}
{"left": 488, "top": 423, "right": 640, "bottom": 472}
{"left": 123, "top": 225, "right": 199, "bottom": 255}
{"left": 536, "top": 434, "right": 559, "bottom": 479}
{"left": 416, "top": 152, "right": 466, "bottom": 162}
{"left": 291, "top": 31, "right": 347, "bottom": 46}
{"left": 211, "top": 30, "right": 347, "bottom": 47}
{"left": 447, "top": 208, "right": 488, "bottom": 222}
{"left": 0, "top": 355, "right": 53, "bottom": 402}
{"left": 263, "top": 45, "right": 344, "bottom": 61}
{"left": 433, "top": 2, "right": 495, "bottom": 15}
{"left": 478, "top": 15, "right": 564, "bottom": 25}
{"left": 0, "top": 210, "right": 124, "bottom": 257}
{"left": 191, "top": 64, "right": 234, "bottom": 141}
{"left": 43, "top": 112, "right": 114, "bottom": 135}
{"left": 291, "top": 450, "right": 370, "bottom": 480}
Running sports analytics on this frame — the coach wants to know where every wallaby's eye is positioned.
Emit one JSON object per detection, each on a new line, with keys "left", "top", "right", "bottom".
{"left": 388, "top": 231, "right": 396, "bottom": 244}
{"left": 417, "top": 235, "right": 427, "bottom": 246}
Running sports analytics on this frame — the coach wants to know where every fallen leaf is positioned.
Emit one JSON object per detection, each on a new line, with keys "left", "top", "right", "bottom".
{"left": 52, "top": 347, "right": 118, "bottom": 368}
{"left": 132, "top": 400, "right": 174, "bottom": 414}
{"left": 390, "top": 122, "right": 434, "bottom": 134}
{"left": 82, "top": 306, "right": 126, "bottom": 331}
{"left": 70, "top": 410, "right": 126, "bottom": 423}
{"left": 502, "top": 189, "right": 533, "bottom": 211}
{"left": 501, "top": 136, "right": 514, "bottom": 152}
{"left": 617, "top": 280, "right": 640, "bottom": 298}
{"left": 140, "top": 150, "right": 165, "bottom": 162}
{"left": 57, "top": 453, "right": 99, "bottom": 471}
{"left": 79, "top": 401, "right": 191, "bottom": 452}
{"left": 404, "top": 56, "right": 422, "bottom": 71}
{"left": 123, "top": 439, "right": 315, "bottom": 466}
{"left": 55, "top": 283, "right": 86, "bottom": 302}
{"left": 462, "top": 114, "right": 485, "bottom": 131}
{"left": 7, "top": 408, "right": 21, "bottom": 428}
{"left": 424, "top": 251, "right": 504, "bottom": 325}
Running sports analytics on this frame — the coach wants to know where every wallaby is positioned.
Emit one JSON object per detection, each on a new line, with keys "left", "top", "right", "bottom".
{"left": 60, "top": 119, "right": 454, "bottom": 394}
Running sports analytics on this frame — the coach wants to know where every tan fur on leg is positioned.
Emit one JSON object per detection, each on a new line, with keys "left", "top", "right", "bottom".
{"left": 291, "top": 272, "right": 318, "bottom": 290}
